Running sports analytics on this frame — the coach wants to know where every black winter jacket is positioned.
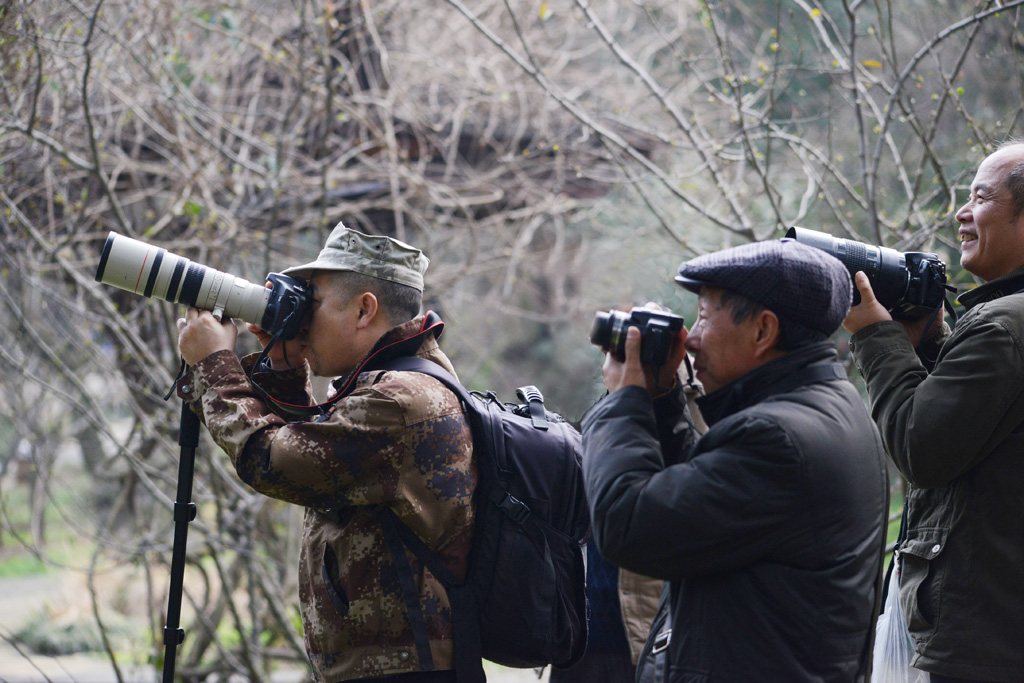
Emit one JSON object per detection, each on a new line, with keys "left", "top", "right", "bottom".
{"left": 582, "top": 343, "right": 888, "bottom": 682}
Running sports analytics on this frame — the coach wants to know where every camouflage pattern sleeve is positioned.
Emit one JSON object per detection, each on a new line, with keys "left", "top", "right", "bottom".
{"left": 178, "top": 351, "right": 470, "bottom": 513}
{"left": 239, "top": 351, "right": 315, "bottom": 408}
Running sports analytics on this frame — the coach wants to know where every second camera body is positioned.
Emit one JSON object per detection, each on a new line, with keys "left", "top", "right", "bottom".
{"left": 590, "top": 307, "right": 685, "bottom": 366}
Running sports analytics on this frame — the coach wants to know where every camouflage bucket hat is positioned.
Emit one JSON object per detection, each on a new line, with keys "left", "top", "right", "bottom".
{"left": 282, "top": 222, "right": 429, "bottom": 291}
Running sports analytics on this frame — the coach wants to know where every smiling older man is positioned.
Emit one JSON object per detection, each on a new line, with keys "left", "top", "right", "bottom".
{"left": 844, "top": 141, "right": 1024, "bottom": 682}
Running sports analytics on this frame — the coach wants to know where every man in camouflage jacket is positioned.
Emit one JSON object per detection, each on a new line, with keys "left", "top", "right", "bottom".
{"left": 176, "top": 224, "right": 476, "bottom": 683}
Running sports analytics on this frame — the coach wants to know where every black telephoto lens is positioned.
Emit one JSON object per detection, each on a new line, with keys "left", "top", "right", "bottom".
{"left": 785, "top": 226, "right": 909, "bottom": 308}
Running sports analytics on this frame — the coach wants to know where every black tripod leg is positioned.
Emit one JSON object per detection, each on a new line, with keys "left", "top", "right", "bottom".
{"left": 162, "top": 400, "right": 200, "bottom": 683}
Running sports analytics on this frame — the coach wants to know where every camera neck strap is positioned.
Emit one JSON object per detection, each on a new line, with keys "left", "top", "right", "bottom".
{"left": 244, "top": 328, "right": 320, "bottom": 419}
{"left": 942, "top": 285, "right": 959, "bottom": 327}
{"left": 910, "top": 285, "right": 959, "bottom": 357}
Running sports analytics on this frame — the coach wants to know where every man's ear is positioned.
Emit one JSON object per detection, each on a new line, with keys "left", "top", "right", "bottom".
{"left": 355, "top": 292, "right": 380, "bottom": 328}
{"left": 752, "top": 309, "right": 781, "bottom": 358}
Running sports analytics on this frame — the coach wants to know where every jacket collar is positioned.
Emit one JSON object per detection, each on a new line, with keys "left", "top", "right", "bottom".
{"left": 956, "top": 264, "right": 1024, "bottom": 311}
{"left": 695, "top": 342, "right": 840, "bottom": 427}
{"left": 330, "top": 311, "right": 448, "bottom": 399}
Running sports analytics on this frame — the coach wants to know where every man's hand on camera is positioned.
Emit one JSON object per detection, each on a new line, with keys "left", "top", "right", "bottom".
{"left": 242, "top": 280, "right": 312, "bottom": 371}
{"left": 842, "top": 271, "right": 943, "bottom": 346}
{"left": 177, "top": 307, "right": 239, "bottom": 366}
{"left": 602, "top": 326, "right": 688, "bottom": 397}
{"left": 842, "top": 272, "right": 892, "bottom": 335}
{"left": 245, "top": 323, "right": 311, "bottom": 371}
{"left": 900, "top": 307, "right": 945, "bottom": 348}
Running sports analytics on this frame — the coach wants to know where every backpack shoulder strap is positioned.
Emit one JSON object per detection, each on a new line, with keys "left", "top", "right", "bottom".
{"left": 382, "top": 356, "right": 511, "bottom": 474}
{"left": 385, "top": 358, "right": 542, "bottom": 527}
{"left": 373, "top": 506, "right": 438, "bottom": 672}
{"left": 373, "top": 356, "right": 487, "bottom": 683}
{"left": 381, "top": 356, "right": 470, "bottom": 402}
{"left": 374, "top": 506, "right": 484, "bottom": 682}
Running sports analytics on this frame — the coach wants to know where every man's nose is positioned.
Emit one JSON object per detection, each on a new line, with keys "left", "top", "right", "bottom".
{"left": 297, "top": 312, "right": 313, "bottom": 337}
{"left": 684, "top": 329, "right": 699, "bottom": 353}
{"left": 955, "top": 202, "right": 970, "bottom": 223}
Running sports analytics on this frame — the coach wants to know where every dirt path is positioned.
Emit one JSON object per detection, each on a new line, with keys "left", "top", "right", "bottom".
{"left": 0, "top": 573, "right": 147, "bottom": 682}
{"left": 0, "top": 573, "right": 549, "bottom": 682}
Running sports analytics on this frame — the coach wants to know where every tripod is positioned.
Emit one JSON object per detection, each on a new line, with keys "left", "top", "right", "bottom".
{"left": 162, "top": 400, "right": 200, "bottom": 683}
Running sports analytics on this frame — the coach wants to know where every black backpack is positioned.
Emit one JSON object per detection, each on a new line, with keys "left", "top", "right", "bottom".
{"left": 377, "top": 355, "right": 589, "bottom": 683}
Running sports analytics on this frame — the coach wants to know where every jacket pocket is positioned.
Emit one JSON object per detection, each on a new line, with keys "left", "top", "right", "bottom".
{"left": 321, "top": 543, "right": 350, "bottom": 618}
{"left": 898, "top": 525, "right": 949, "bottom": 633}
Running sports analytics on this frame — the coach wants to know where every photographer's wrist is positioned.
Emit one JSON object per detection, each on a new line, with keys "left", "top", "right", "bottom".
{"left": 652, "top": 374, "right": 680, "bottom": 400}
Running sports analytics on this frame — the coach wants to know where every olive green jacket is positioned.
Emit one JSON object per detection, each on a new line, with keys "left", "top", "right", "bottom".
{"left": 850, "top": 265, "right": 1024, "bottom": 682}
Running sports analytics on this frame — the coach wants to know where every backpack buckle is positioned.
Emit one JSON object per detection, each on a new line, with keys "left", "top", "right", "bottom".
{"left": 651, "top": 628, "right": 672, "bottom": 654}
{"left": 515, "top": 385, "right": 549, "bottom": 431}
{"left": 494, "top": 491, "right": 532, "bottom": 525}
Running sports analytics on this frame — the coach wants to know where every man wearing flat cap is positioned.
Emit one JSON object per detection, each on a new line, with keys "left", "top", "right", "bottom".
{"left": 582, "top": 239, "right": 888, "bottom": 681}
{"left": 177, "top": 223, "right": 475, "bottom": 683}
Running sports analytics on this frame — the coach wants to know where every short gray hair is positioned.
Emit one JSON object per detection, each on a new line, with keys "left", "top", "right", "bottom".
{"left": 324, "top": 270, "right": 422, "bottom": 326}
{"left": 995, "top": 139, "right": 1024, "bottom": 220}
{"left": 716, "top": 288, "right": 829, "bottom": 351}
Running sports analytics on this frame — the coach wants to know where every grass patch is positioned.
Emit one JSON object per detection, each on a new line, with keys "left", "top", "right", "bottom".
{"left": 0, "top": 467, "right": 96, "bottom": 576}
{"left": 0, "top": 550, "right": 51, "bottom": 577}
{"left": 15, "top": 615, "right": 105, "bottom": 656}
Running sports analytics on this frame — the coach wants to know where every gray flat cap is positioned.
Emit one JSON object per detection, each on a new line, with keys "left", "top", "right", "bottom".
{"left": 675, "top": 239, "right": 853, "bottom": 336}
{"left": 282, "top": 222, "right": 429, "bottom": 291}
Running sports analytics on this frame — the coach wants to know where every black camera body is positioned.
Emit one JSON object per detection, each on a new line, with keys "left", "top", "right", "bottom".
{"left": 899, "top": 252, "right": 949, "bottom": 319}
{"left": 590, "top": 307, "right": 685, "bottom": 366}
{"left": 260, "top": 272, "right": 314, "bottom": 340}
{"left": 785, "top": 227, "right": 948, "bottom": 320}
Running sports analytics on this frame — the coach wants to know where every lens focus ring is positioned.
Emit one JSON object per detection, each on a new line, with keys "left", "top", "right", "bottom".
{"left": 843, "top": 241, "right": 869, "bottom": 273}
{"left": 179, "top": 264, "right": 207, "bottom": 307}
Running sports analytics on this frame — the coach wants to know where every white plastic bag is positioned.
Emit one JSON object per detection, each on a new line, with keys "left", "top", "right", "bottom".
{"left": 871, "top": 568, "right": 930, "bottom": 683}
